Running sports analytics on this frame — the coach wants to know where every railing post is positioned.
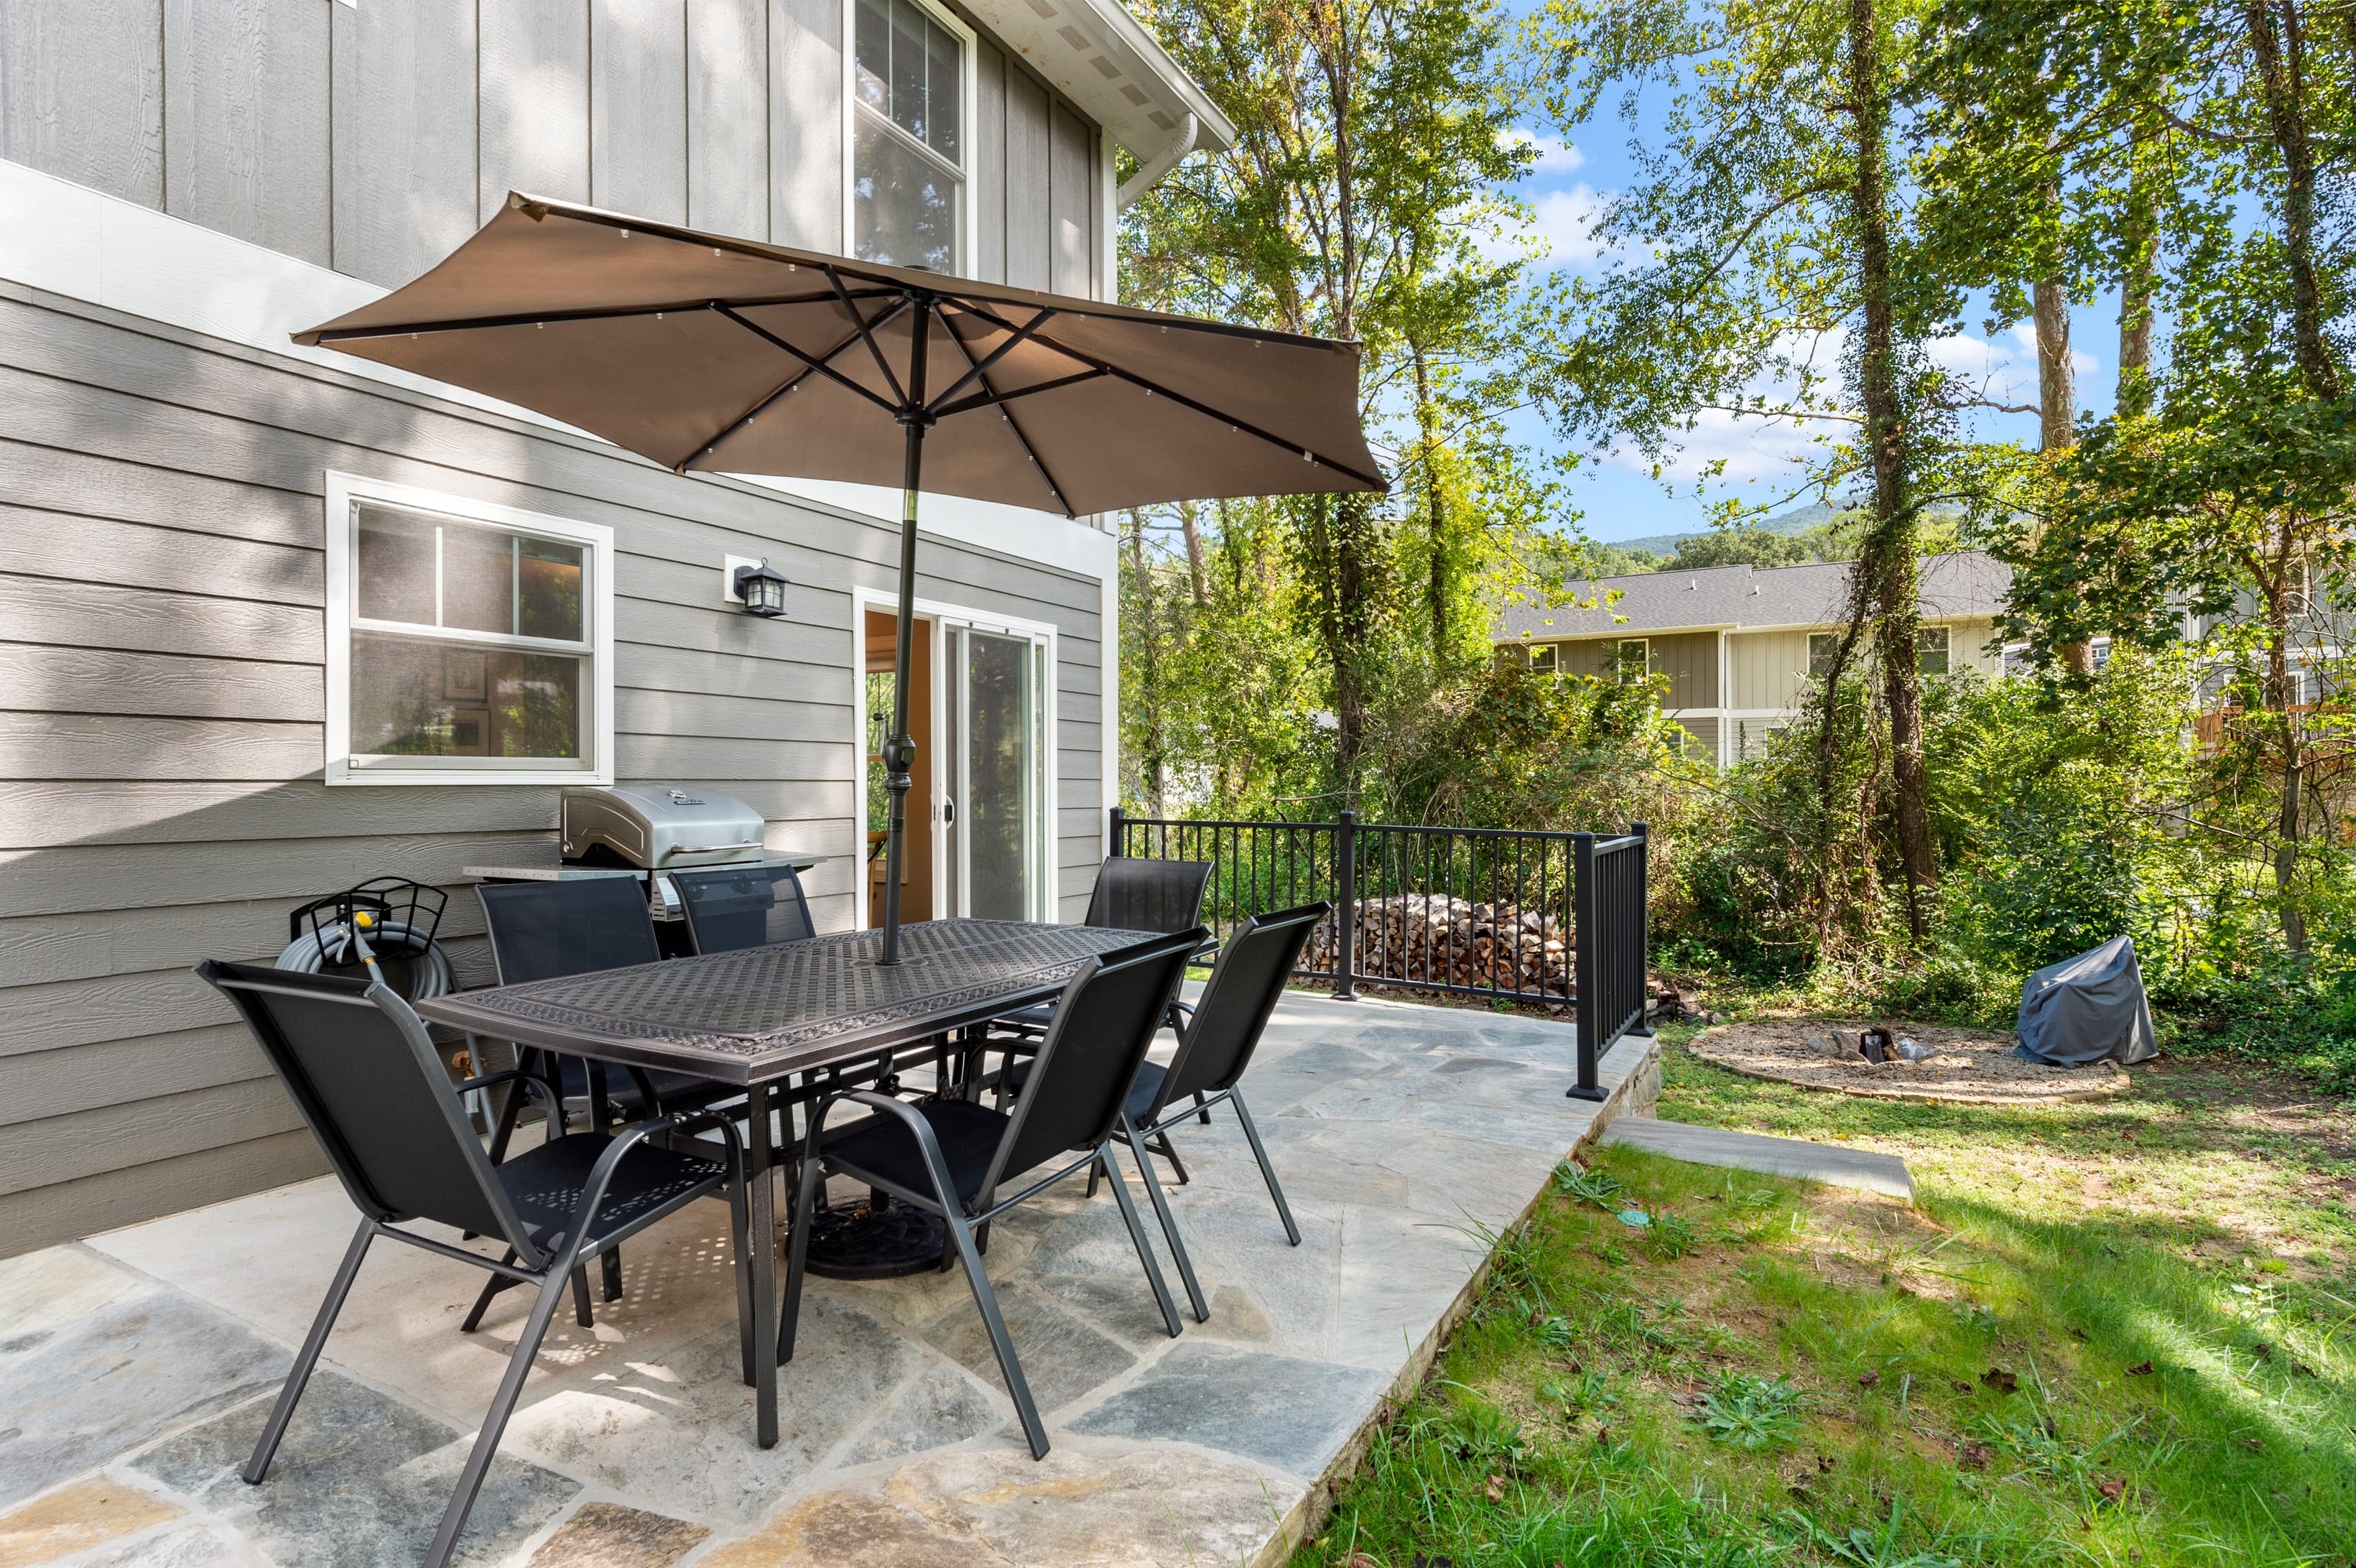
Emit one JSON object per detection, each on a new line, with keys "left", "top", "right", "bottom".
{"left": 1108, "top": 805, "right": 1126, "bottom": 858}
{"left": 1626, "top": 820, "right": 1655, "bottom": 1038}
{"left": 1332, "top": 809, "right": 1358, "bottom": 1001}
{"left": 1567, "top": 831, "right": 1605, "bottom": 1101}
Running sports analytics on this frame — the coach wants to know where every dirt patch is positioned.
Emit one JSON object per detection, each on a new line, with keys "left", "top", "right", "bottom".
{"left": 1686, "top": 1019, "right": 2130, "bottom": 1105}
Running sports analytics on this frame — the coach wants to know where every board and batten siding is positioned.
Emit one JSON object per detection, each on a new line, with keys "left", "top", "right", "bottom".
{"left": 0, "top": 0, "right": 1107, "bottom": 297}
{"left": 0, "top": 277, "right": 1109, "bottom": 1260}
{"left": 1554, "top": 631, "right": 1720, "bottom": 710}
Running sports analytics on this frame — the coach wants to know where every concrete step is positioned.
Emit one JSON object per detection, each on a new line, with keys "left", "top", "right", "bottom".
{"left": 1600, "top": 1117, "right": 1914, "bottom": 1202}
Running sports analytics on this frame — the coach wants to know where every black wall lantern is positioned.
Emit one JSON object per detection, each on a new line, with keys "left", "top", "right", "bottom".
{"left": 731, "top": 559, "right": 789, "bottom": 618}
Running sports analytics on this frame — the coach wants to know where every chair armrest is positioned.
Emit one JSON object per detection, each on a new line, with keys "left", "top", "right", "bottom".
{"left": 806, "top": 1089, "right": 972, "bottom": 1217}
{"left": 455, "top": 1066, "right": 562, "bottom": 1103}
{"left": 565, "top": 1110, "right": 746, "bottom": 1264}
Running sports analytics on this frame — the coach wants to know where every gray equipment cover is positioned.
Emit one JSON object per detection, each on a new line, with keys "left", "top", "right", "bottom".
{"left": 2014, "top": 935, "right": 2157, "bottom": 1067}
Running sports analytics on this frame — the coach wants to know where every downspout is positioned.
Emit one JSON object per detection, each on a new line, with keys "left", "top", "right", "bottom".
{"left": 1116, "top": 113, "right": 1200, "bottom": 209}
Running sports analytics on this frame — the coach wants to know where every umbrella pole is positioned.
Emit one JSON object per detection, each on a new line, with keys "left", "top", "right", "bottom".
{"left": 878, "top": 417, "right": 924, "bottom": 967}
{"left": 879, "top": 292, "right": 932, "bottom": 968}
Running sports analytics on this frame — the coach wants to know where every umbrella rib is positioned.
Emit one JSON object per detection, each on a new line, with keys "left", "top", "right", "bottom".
{"left": 713, "top": 302, "right": 906, "bottom": 417}
{"left": 934, "top": 310, "right": 1075, "bottom": 516}
{"left": 685, "top": 307, "right": 914, "bottom": 470}
{"left": 922, "top": 306, "right": 1066, "bottom": 414}
{"left": 929, "top": 368, "right": 1108, "bottom": 422}
{"left": 1021, "top": 325, "right": 1387, "bottom": 491}
{"left": 306, "top": 292, "right": 841, "bottom": 342}
{"left": 824, "top": 266, "right": 909, "bottom": 408}
{"left": 936, "top": 297, "right": 1383, "bottom": 491}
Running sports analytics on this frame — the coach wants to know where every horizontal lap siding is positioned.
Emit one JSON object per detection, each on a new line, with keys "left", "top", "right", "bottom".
{"left": 0, "top": 284, "right": 1107, "bottom": 1257}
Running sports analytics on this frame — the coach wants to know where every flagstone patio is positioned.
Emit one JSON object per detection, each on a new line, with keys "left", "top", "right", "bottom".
{"left": 0, "top": 989, "right": 1659, "bottom": 1568}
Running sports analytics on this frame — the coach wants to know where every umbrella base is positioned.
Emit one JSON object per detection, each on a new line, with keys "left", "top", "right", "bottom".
{"left": 798, "top": 1192, "right": 949, "bottom": 1279}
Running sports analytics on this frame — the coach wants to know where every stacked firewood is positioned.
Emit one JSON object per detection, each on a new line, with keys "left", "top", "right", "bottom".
{"left": 1304, "top": 894, "right": 1573, "bottom": 996}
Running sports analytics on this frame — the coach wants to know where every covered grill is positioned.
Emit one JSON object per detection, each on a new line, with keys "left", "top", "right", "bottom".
{"left": 560, "top": 786, "right": 768, "bottom": 871}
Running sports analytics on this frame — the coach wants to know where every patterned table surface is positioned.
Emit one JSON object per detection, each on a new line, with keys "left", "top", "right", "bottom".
{"left": 414, "top": 919, "right": 1164, "bottom": 1085}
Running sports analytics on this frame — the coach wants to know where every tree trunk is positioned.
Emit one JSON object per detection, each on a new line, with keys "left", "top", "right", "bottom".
{"left": 1847, "top": 0, "right": 1937, "bottom": 944}
{"left": 2247, "top": 0, "right": 2340, "bottom": 399}
{"left": 1178, "top": 500, "right": 1208, "bottom": 606}
{"left": 2033, "top": 262, "right": 2095, "bottom": 676}
{"left": 2265, "top": 579, "right": 2307, "bottom": 948}
{"left": 1412, "top": 344, "right": 1453, "bottom": 667}
{"left": 2116, "top": 116, "right": 2158, "bottom": 420}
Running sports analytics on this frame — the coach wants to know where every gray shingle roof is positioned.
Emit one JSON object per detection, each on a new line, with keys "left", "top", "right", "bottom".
{"left": 1493, "top": 550, "right": 2013, "bottom": 641}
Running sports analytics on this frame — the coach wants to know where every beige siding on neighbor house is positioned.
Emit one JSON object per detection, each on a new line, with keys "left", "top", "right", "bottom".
{"left": 0, "top": 279, "right": 1108, "bottom": 1258}
{"left": 1725, "top": 616, "right": 2006, "bottom": 718}
{"left": 1, "top": 0, "right": 1104, "bottom": 295}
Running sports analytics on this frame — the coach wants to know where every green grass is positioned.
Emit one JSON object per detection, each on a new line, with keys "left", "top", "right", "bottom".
{"left": 1291, "top": 1038, "right": 2356, "bottom": 1567}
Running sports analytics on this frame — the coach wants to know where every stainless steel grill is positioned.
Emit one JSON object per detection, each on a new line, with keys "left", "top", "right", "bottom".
{"left": 560, "top": 786, "right": 767, "bottom": 871}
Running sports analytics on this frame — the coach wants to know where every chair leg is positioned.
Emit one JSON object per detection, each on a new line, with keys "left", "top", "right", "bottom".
{"left": 1095, "top": 1143, "right": 1184, "bottom": 1340}
{"left": 1122, "top": 1119, "right": 1207, "bottom": 1324}
{"left": 244, "top": 1219, "right": 373, "bottom": 1485}
{"left": 1151, "top": 1128, "right": 1191, "bottom": 1186}
{"left": 569, "top": 1265, "right": 595, "bottom": 1328}
{"left": 460, "top": 1249, "right": 520, "bottom": 1333}
{"left": 600, "top": 1249, "right": 624, "bottom": 1303}
{"left": 943, "top": 1204, "right": 1051, "bottom": 1459}
{"left": 486, "top": 1051, "right": 534, "bottom": 1164}
{"left": 1195, "top": 1090, "right": 1212, "bottom": 1126}
{"left": 1230, "top": 1090, "right": 1301, "bottom": 1246}
{"left": 420, "top": 1263, "right": 573, "bottom": 1568}
{"left": 777, "top": 1155, "right": 825, "bottom": 1365}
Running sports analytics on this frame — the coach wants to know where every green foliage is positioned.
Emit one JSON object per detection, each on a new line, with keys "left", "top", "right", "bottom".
{"left": 1664, "top": 527, "right": 1815, "bottom": 572}
{"left": 1691, "top": 1370, "right": 1804, "bottom": 1449}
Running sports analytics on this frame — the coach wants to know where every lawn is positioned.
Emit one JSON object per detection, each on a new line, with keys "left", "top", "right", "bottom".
{"left": 1291, "top": 1033, "right": 2356, "bottom": 1567}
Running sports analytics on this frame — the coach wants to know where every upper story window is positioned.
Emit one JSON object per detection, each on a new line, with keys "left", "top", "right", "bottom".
{"left": 1610, "top": 638, "right": 1651, "bottom": 685}
{"left": 325, "top": 473, "right": 614, "bottom": 786}
{"left": 1527, "top": 644, "right": 1558, "bottom": 674}
{"left": 1916, "top": 625, "right": 1951, "bottom": 675}
{"left": 1808, "top": 632, "right": 1840, "bottom": 679}
{"left": 852, "top": 0, "right": 969, "bottom": 272}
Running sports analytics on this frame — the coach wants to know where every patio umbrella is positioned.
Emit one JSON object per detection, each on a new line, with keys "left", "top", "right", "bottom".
{"left": 297, "top": 192, "right": 1381, "bottom": 965}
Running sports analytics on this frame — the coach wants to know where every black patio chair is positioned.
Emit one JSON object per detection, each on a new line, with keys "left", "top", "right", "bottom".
{"left": 671, "top": 863, "right": 817, "bottom": 953}
{"left": 779, "top": 927, "right": 1204, "bottom": 1458}
{"left": 978, "top": 858, "right": 1212, "bottom": 1100}
{"left": 195, "top": 960, "right": 748, "bottom": 1568}
{"left": 1102, "top": 901, "right": 1325, "bottom": 1323}
{"left": 476, "top": 878, "right": 743, "bottom": 1303}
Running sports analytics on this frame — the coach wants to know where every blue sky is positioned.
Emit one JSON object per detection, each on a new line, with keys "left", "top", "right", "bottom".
{"left": 1504, "top": 84, "right": 2132, "bottom": 544}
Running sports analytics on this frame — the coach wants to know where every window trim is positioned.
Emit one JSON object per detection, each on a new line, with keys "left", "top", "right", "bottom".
{"left": 1613, "top": 636, "right": 1651, "bottom": 685}
{"left": 323, "top": 471, "right": 616, "bottom": 787}
{"left": 843, "top": 0, "right": 980, "bottom": 274}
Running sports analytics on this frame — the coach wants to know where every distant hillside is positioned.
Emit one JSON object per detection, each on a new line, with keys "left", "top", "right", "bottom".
{"left": 1607, "top": 502, "right": 1841, "bottom": 559}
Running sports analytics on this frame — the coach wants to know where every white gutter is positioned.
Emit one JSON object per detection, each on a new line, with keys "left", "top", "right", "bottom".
{"left": 965, "top": 0, "right": 1234, "bottom": 163}
{"left": 1118, "top": 113, "right": 1199, "bottom": 208}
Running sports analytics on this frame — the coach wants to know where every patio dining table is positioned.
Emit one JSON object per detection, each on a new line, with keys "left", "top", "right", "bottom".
{"left": 414, "top": 917, "right": 1164, "bottom": 1449}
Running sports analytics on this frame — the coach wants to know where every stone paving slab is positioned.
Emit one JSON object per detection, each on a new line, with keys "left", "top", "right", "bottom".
{"left": 4, "top": 990, "right": 1659, "bottom": 1568}
{"left": 1602, "top": 1115, "right": 1916, "bottom": 1201}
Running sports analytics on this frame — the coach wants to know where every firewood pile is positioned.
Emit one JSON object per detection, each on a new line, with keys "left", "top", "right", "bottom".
{"left": 1303, "top": 894, "right": 1573, "bottom": 996}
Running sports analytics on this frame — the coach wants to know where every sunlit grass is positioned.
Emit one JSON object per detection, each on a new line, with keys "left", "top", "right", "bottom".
{"left": 1291, "top": 1042, "right": 2356, "bottom": 1567}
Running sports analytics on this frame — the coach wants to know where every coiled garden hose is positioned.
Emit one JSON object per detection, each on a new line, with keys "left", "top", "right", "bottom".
{"left": 273, "top": 916, "right": 456, "bottom": 1001}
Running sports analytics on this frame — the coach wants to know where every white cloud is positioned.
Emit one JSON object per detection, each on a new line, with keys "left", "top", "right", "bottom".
{"left": 1501, "top": 128, "right": 1588, "bottom": 173}
{"left": 1522, "top": 184, "right": 1620, "bottom": 269}
{"left": 2003, "top": 320, "right": 2100, "bottom": 376}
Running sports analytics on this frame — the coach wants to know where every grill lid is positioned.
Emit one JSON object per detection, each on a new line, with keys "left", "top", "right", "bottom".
{"left": 561, "top": 785, "right": 766, "bottom": 868}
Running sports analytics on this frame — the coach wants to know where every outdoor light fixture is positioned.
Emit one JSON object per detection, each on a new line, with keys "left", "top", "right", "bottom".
{"left": 724, "top": 556, "right": 789, "bottom": 618}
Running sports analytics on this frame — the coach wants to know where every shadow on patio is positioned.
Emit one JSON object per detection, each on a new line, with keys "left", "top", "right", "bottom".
{"left": 0, "top": 991, "right": 1656, "bottom": 1568}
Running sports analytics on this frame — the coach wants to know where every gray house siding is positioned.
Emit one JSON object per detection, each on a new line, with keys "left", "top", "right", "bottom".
{"left": 0, "top": 273, "right": 1109, "bottom": 1259}
{"left": 1, "top": 0, "right": 1106, "bottom": 295}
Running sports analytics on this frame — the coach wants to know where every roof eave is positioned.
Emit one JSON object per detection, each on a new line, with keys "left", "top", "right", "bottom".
{"left": 964, "top": 0, "right": 1237, "bottom": 163}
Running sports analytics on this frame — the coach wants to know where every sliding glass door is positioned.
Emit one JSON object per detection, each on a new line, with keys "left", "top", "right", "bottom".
{"left": 942, "top": 623, "right": 1049, "bottom": 920}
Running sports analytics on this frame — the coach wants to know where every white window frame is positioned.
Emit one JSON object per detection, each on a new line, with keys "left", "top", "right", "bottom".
{"left": 1916, "top": 623, "right": 1952, "bottom": 676}
{"left": 843, "top": 0, "right": 980, "bottom": 275}
{"left": 850, "top": 588, "right": 1059, "bottom": 929}
{"left": 1613, "top": 637, "right": 1651, "bottom": 685}
{"left": 323, "top": 471, "right": 616, "bottom": 787}
{"left": 1527, "top": 644, "right": 1558, "bottom": 674}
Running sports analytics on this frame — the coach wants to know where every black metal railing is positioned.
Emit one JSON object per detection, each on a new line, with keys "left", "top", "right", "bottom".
{"left": 1109, "top": 808, "right": 1652, "bottom": 1097}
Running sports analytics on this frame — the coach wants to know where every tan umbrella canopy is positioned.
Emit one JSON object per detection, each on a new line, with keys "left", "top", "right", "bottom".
{"left": 298, "top": 192, "right": 1382, "bottom": 962}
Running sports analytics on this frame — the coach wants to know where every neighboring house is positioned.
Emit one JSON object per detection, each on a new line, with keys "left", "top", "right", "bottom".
{"left": 0, "top": 1, "right": 1232, "bottom": 1257}
{"left": 1493, "top": 552, "right": 2014, "bottom": 764}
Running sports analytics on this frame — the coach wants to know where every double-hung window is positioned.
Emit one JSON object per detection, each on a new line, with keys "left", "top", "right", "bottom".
{"left": 851, "top": 0, "right": 970, "bottom": 272}
{"left": 325, "top": 473, "right": 615, "bottom": 785}
{"left": 1916, "top": 626, "right": 1951, "bottom": 675}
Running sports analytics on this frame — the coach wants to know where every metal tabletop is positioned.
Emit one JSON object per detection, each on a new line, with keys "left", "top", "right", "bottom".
{"left": 413, "top": 918, "right": 1158, "bottom": 1086}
